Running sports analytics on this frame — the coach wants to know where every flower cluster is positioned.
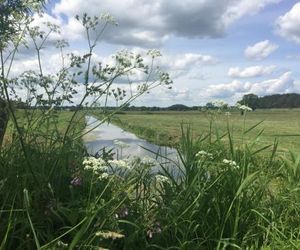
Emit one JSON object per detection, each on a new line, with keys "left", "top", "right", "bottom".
{"left": 196, "top": 150, "right": 213, "bottom": 160}
{"left": 83, "top": 156, "right": 109, "bottom": 180}
{"left": 213, "top": 100, "right": 228, "bottom": 109}
{"left": 223, "top": 159, "right": 239, "bottom": 169}
{"left": 83, "top": 157, "right": 108, "bottom": 172}
{"left": 155, "top": 174, "right": 170, "bottom": 184}
{"left": 236, "top": 103, "right": 252, "bottom": 111}
{"left": 108, "top": 159, "right": 132, "bottom": 170}
{"left": 100, "top": 12, "right": 118, "bottom": 25}
{"left": 147, "top": 49, "right": 162, "bottom": 58}
{"left": 141, "top": 156, "right": 157, "bottom": 166}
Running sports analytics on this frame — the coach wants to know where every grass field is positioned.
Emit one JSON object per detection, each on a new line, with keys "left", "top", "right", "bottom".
{"left": 112, "top": 109, "right": 300, "bottom": 153}
{"left": 3, "top": 110, "right": 86, "bottom": 144}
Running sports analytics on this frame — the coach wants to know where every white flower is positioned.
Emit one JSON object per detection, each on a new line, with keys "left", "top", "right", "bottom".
{"left": 83, "top": 156, "right": 108, "bottom": 173}
{"left": 213, "top": 100, "right": 228, "bottom": 108}
{"left": 147, "top": 49, "right": 162, "bottom": 58}
{"left": 196, "top": 150, "right": 213, "bottom": 159}
{"left": 100, "top": 12, "right": 118, "bottom": 25}
{"left": 225, "top": 112, "right": 231, "bottom": 116}
{"left": 223, "top": 159, "right": 239, "bottom": 169}
{"left": 141, "top": 156, "right": 157, "bottom": 166}
{"left": 155, "top": 174, "right": 170, "bottom": 184}
{"left": 237, "top": 104, "right": 252, "bottom": 111}
{"left": 99, "top": 173, "right": 109, "bottom": 180}
{"left": 108, "top": 159, "right": 132, "bottom": 170}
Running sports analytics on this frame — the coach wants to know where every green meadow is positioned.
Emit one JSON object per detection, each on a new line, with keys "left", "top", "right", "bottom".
{"left": 113, "top": 109, "right": 300, "bottom": 153}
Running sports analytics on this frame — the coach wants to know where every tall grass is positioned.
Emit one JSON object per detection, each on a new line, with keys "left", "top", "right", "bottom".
{"left": 1, "top": 110, "right": 300, "bottom": 249}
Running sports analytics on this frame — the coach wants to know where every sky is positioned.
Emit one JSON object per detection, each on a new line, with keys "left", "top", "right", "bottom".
{"left": 11, "top": 0, "right": 300, "bottom": 106}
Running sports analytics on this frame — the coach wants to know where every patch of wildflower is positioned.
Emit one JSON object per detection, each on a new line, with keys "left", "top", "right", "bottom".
{"left": 141, "top": 156, "right": 157, "bottom": 166}
{"left": 83, "top": 156, "right": 108, "bottom": 173}
{"left": 99, "top": 172, "right": 109, "bottom": 180}
{"left": 108, "top": 159, "right": 132, "bottom": 170}
{"left": 147, "top": 49, "right": 162, "bottom": 58}
{"left": 223, "top": 159, "right": 240, "bottom": 169}
{"left": 196, "top": 150, "right": 213, "bottom": 160}
{"left": 100, "top": 12, "right": 118, "bottom": 25}
{"left": 95, "top": 231, "right": 125, "bottom": 240}
{"left": 213, "top": 100, "right": 228, "bottom": 109}
{"left": 155, "top": 174, "right": 171, "bottom": 184}
{"left": 236, "top": 103, "right": 252, "bottom": 111}
{"left": 225, "top": 111, "right": 231, "bottom": 116}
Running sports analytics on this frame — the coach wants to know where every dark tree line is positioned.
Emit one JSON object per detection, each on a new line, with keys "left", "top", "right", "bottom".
{"left": 238, "top": 93, "right": 300, "bottom": 109}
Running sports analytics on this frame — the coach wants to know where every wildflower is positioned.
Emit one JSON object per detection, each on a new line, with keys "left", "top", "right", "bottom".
{"left": 236, "top": 103, "right": 252, "bottom": 111}
{"left": 108, "top": 159, "right": 132, "bottom": 170}
{"left": 196, "top": 150, "right": 213, "bottom": 159}
{"left": 99, "top": 173, "right": 109, "bottom": 180}
{"left": 141, "top": 156, "right": 157, "bottom": 166}
{"left": 155, "top": 174, "right": 170, "bottom": 184}
{"left": 147, "top": 49, "right": 162, "bottom": 58}
{"left": 70, "top": 176, "right": 82, "bottom": 187}
{"left": 225, "top": 111, "right": 231, "bottom": 116}
{"left": 83, "top": 156, "right": 108, "bottom": 173}
{"left": 95, "top": 231, "right": 125, "bottom": 240}
{"left": 213, "top": 100, "right": 228, "bottom": 109}
{"left": 100, "top": 12, "right": 118, "bottom": 25}
{"left": 223, "top": 159, "right": 239, "bottom": 169}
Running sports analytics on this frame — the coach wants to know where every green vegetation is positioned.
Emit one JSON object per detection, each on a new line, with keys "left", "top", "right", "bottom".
{"left": 2, "top": 1, "right": 300, "bottom": 249}
{"left": 238, "top": 93, "right": 300, "bottom": 109}
{"left": 112, "top": 109, "right": 300, "bottom": 152}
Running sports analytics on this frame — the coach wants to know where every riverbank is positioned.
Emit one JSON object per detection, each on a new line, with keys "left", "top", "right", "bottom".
{"left": 2, "top": 110, "right": 300, "bottom": 249}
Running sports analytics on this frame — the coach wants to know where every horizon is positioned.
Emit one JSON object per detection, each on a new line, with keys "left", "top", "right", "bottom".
{"left": 11, "top": 0, "right": 300, "bottom": 106}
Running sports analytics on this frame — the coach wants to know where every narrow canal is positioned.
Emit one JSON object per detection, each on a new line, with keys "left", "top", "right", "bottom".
{"left": 83, "top": 116, "right": 178, "bottom": 162}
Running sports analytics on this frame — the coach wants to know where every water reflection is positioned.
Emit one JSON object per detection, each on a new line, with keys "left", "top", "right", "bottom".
{"left": 83, "top": 116, "right": 178, "bottom": 162}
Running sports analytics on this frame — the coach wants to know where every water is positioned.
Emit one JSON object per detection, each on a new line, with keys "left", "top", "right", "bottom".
{"left": 83, "top": 116, "right": 178, "bottom": 162}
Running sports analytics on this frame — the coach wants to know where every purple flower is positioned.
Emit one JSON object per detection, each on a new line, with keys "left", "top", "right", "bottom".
{"left": 70, "top": 176, "right": 82, "bottom": 187}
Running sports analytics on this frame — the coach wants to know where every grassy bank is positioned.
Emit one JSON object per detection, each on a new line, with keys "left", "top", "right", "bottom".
{"left": 1, "top": 109, "right": 300, "bottom": 249}
{"left": 111, "top": 109, "right": 300, "bottom": 153}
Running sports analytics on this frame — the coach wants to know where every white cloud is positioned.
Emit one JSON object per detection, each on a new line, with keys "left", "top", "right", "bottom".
{"left": 158, "top": 53, "right": 217, "bottom": 79}
{"left": 244, "top": 40, "right": 278, "bottom": 60}
{"left": 228, "top": 65, "right": 276, "bottom": 78}
{"left": 276, "top": 2, "right": 300, "bottom": 44}
{"left": 52, "top": 0, "right": 281, "bottom": 47}
{"left": 205, "top": 72, "right": 295, "bottom": 98}
{"left": 205, "top": 80, "right": 247, "bottom": 98}
{"left": 250, "top": 71, "right": 295, "bottom": 95}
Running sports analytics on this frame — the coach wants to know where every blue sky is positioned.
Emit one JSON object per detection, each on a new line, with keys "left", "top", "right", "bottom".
{"left": 14, "top": 0, "right": 300, "bottom": 106}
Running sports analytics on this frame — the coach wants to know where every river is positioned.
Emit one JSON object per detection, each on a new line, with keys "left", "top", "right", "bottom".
{"left": 83, "top": 116, "right": 178, "bottom": 163}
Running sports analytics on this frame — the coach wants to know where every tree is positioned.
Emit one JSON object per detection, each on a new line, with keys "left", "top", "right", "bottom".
{"left": 238, "top": 93, "right": 259, "bottom": 110}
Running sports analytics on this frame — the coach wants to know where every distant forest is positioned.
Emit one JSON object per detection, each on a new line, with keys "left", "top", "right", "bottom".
{"left": 6, "top": 93, "right": 300, "bottom": 111}
{"left": 124, "top": 93, "right": 300, "bottom": 111}
{"left": 236, "top": 93, "right": 300, "bottom": 110}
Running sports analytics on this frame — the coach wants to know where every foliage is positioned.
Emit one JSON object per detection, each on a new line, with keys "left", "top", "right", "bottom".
{"left": 238, "top": 93, "right": 300, "bottom": 109}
